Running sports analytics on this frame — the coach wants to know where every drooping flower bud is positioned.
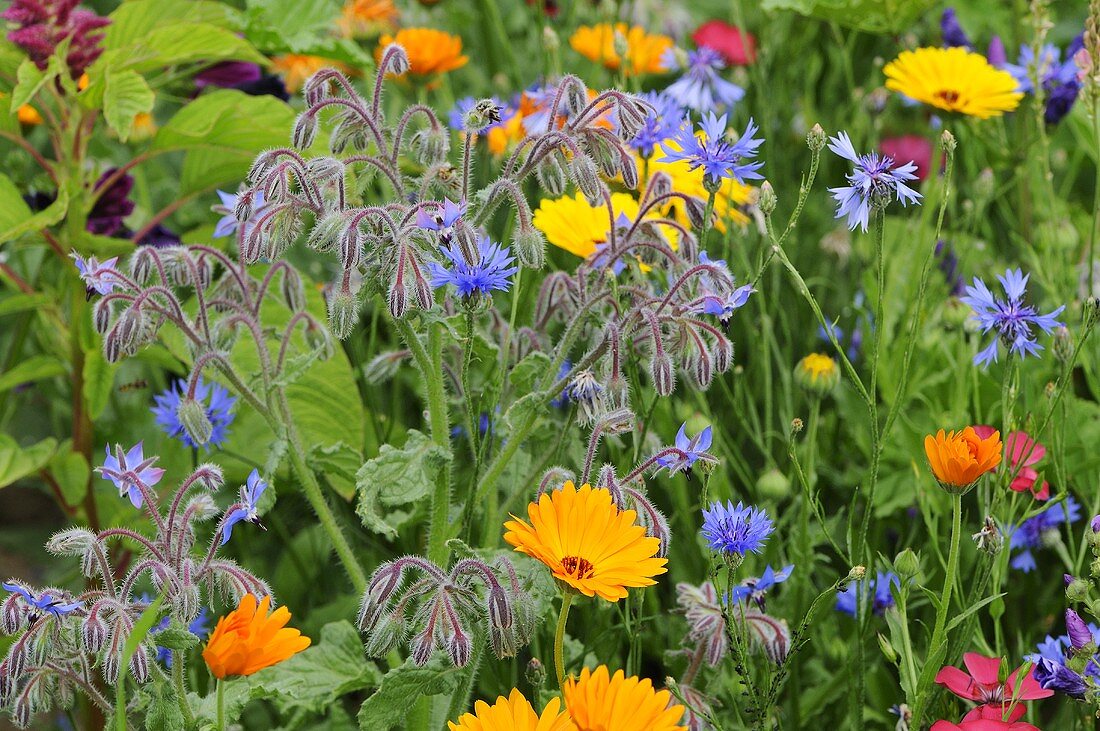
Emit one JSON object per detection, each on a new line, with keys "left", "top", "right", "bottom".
{"left": 328, "top": 289, "right": 362, "bottom": 338}
{"left": 651, "top": 351, "right": 675, "bottom": 397}
{"left": 410, "top": 126, "right": 450, "bottom": 166}
{"left": 176, "top": 396, "right": 214, "bottom": 447}
{"left": 511, "top": 226, "right": 546, "bottom": 269}
{"left": 291, "top": 112, "right": 318, "bottom": 149}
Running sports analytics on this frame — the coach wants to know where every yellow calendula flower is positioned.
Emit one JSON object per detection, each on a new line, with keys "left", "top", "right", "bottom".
{"left": 202, "top": 594, "right": 311, "bottom": 679}
{"left": 271, "top": 54, "right": 351, "bottom": 93}
{"left": 532, "top": 192, "right": 678, "bottom": 261}
{"left": 503, "top": 481, "right": 667, "bottom": 602}
{"left": 563, "top": 666, "right": 685, "bottom": 731}
{"left": 337, "top": 0, "right": 397, "bottom": 38}
{"left": 448, "top": 689, "right": 574, "bottom": 731}
{"left": 883, "top": 47, "right": 1023, "bottom": 119}
{"left": 569, "top": 23, "right": 673, "bottom": 76}
{"left": 794, "top": 353, "right": 839, "bottom": 394}
{"left": 378, "top": 28, "right": 468, "bottom": 77}
{"left": 644, "top": 150, "right": 753, "bottom": 233}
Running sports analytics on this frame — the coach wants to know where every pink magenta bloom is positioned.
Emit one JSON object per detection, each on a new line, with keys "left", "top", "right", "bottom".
{"left": 935, "top": 653, "right": 1052, "bottom": 723}
{"left": 931, "top": 719, "right": 1040, "bottom": 731}
{"left": 880, "top": 135, "right": 933, "bottom": 181}
{"left": 973, "top": 426, "right": 1050, "bottom": 500}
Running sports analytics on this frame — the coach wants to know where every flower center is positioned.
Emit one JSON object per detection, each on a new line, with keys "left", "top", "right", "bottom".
{"left": 561, "top": 555, "right": 595, "bottom": 579}
{"left": 978, "top": 685, "right": 1005, "bottom": 704}
{"left": 935, "top": 88, "right": 962, "bottom": 107}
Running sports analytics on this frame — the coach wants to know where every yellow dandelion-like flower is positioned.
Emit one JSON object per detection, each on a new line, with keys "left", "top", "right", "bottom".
{"left": 532, "top": 192, "right": 679, "bottom": 262}
{"left": 337, "top": 0, "right": 397, "bottom": 38}
{"left": 271, "top": 54, "right": 351, "bottom": 93}
{"left": 503, "top": 481, "right": 667, "bottom": 602}
{"left": 378, "top": 28, "right": 468, "bottom": 77}
{"left": 448, "top": 689, "right": 574, "bottom": 731}
{"left": 569, "top": 23, "right": 673, "bottom": 76}
{"left": 563, "top": 666, "right": 685, "bottom": 731}
{"left": 883, "top": 47, "right": 1023, "bottom": 119}
{"left": 644, "top": 150, "right": 753, "bottom": 233}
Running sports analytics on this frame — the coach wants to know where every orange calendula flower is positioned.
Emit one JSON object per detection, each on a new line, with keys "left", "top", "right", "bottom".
{"left": 378, "top": 28, "right": 468, "bottom": 77}
{"left": 569, "top": 23, "right": 673, "bottom": 76}
{"left": 202, "top": 594, "right": 311, "bottom": 679}
{"left": 503, "top": 481, "right": 667, "bottom": 602}
{"left": 271, "top": 54, "right": 351, "bottom": 93}
{"left": 448, "top": 689, "right": 574, "bottom": 731}
{"left": 883, "top": 47, "right": 1023, "bottom": 119}
{"left": 924, "top": 427, "right": 1003, "bottom": 493}
{"left": 17, "top": 104, "right": 43, "bottom": 125}
{"left": 563, "top": 666, "right": 685, "bottom": 731}
{"left": 337, "top": 0, "right": 397, "bottom": 38}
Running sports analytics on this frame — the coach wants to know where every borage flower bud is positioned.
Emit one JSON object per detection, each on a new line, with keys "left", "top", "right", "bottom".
{"left": 650, "top": 351, "right": 675, "bottom": 397}
{"left": 620, "top": 152, "right": 640, "bottom": 190}
{"left": 130, "top": 645, "right": 151, "bottom": 683}
{"left": 45, "top": 528, "right": 97, "bottom": 557}
{"left": 362, "top": 611, "right": 404, "bottom": 657}
{"left": 2, "top": 594, "right": 23, "bottom": 634}
{"left": 82, "top": 610, "right": 107, "bottom": 653}
{"left": 116, "top": 306, "right": 146, "bottom": 353}
{"left": 93, "top": 299, "right": 112, "bottom": 334}
{"left": 329, "top": 289, "right": 362, "bottom": 338}
{"left": 571, "top": 154, "right": 604, "bottom": 206}
{"left": 487, "top": 588, "right": 516, "bottom": 659}
{"left": 291, "top": 112, "right": 318, "bottom": 149}
{"left": 512, "top": 226, "right": 546, "bottom": 269}
{"left": 176, "top": 396, "right": 214, "bottom": 447}
{"left": 410, "top": 127, "right": 449, "bottom": 166}
{"left": 103, "top": 327, "right": 123, "bottom": 363}
{"left": 536, "top": 150, "right": 570, "bottom": 196}
{"left": 923, "top": 427, "right": 1002, "bottom": 494}
{"left": 381, "top": 43, "right": 410, "bottom": 76}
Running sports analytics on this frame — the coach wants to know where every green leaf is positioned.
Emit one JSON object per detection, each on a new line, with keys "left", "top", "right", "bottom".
{"left": 357, "top": 656, "right": 463, "bottom": 731}
{"left": 355, "top": 429, "right": 452, "bottom": 539}
{"left": 245, "top": 0, "right": 340, "bottom": 50}
{"left": 10, "top": 59, "right": 49, "bottom": 111}
{"left": 115, "top": 592, "right": 165, "bottom": 731}
{"left": 103, "top": 69, "right": 154, "bottom": 141}
{"left": 0, "top": 186, "right": 68, "bottom": 244}
{"left": 83, "top": 348, "right": 116, "bottom": 420}
{"left": 508, "top": 351, "right": 551, "bottom": 394}
{"left": 0, "top": 435, "right": 57, "bottom": 489}
{"left": 760, "top": 0, "right": 937, "bottom": 33}
{"left": 48, "top": 448, "right": 90, "bottom": 506}
{"left": 309, "top": 441, "right": 362, "bottom": 501}
{"left": 0, "top": 354, "right": 66, "bottom": 394}
{"left": 102, "top": 0, "right": 241, "bottom": 50}
{"left": 143, "top": 680, "right": 185, "bottom": 731}
{"left": 151, "top": 90, "right": 294, "bottom": 196}
{"left": 0, "top": 292, "right": 50, "bottom": 317}
{"left": 0, "top": 173, "right": 33, "bottom": 236}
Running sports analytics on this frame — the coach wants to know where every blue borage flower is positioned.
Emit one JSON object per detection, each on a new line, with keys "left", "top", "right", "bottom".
{"left": 221, "top": 469, "right": 269, "bottom": 545}
{"left": 664, "top": 46, "right": 745, "bottom": 113}
{"left": 836, "top": 571, "right": 899, "bottom": 617}
{"left": 213, "top": 189, "right": 266, "bottom": 239}
{"left": 701, "top": 500, "right": 774, "bottom": 556}
{"left": 152, "top": 377, "right": 237, "bottom": 449}
{"left": 960, "top": 268, "right": 1066, "bottom": 367}
{"left": 99, "top": 441, "right": 166, "bottom": 508}
{"left": 686, "top": 251, "right": 755, "bottom": 325}
{"left": 71, "top": 251, "right": 120, "bottom": 296}
{"left": 1029, "top": 614, "right": 1100, "bottom": 698}
{"left": 658, "top": 423, "right": 715, "bottom": 474}
{"left": 1008, "top": 496, "right": 1080, "bottom": 572}
{"left": 661, "top": 112, "right": 764, "bottom": 186}
{"left": 727, "top": 564, "right": 794, "bottom": 607}
{"left": 447, "top": 96, "right": 513, "bottom": 132}
{"left": 429, "top": 236, "right": 518, "bottom": 298}
{"left": 628, "top": 91, "right": 685, "bottom": 158}
{"left": 827, "top": 131, "right": 922, "bottom": 233}
{"left": 138, "top": 594, "right": 210, "bottom": 666}
{"left": 416, "top": 197, "right": 466, "bottom": 233}
{"left": 1004, "top": 37, "right": 1084, "bottom": 124}
{"left": 2, "top": 582, "right": 83, "bottom": 620}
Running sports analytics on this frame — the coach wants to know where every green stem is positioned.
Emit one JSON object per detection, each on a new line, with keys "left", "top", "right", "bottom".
{"left": 461, "top": 309, "right": 480, "bottom": 463}
{"left": 215, "top": 678, "right": 225, "bottom": 731}
{"left": 554, "top": 593, "right": 574, "bottom": 688}
{"left": 424, "top": 321, "right": 454, "bottom": 564}
{"left": 172, "top": 652, "right": 193, "bottom": 727}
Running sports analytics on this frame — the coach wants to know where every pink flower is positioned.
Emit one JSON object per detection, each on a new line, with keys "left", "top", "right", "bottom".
{"left": 931, "top": 719, "right": 1040, "bottom": 731}
{"left": 691, "top": 20, "right": 756, "bottom": 66}
{"left": 935, "top": 653, "right": 1052, "bottom": 724}
{"left": 880, "top": 135, "right": 933, "bottom": 181}
{"left": 973, "top": 426, "right": 1050, "bottom": 500}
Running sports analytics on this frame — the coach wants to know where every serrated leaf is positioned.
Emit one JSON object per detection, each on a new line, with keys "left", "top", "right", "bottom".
{"left": 83, "top": 347, "right": 116, "bottom": 420}
{"left": 357, "top": 656, "right": 463, "bottom": 731}
{"left": 0, "top": 354, "right": 66, "bottom": 393}
{"left": 103, "top": 69, "right": 154, "bottom": 141}
{"left": 0, "top": 435, "right": 56, "bottom": 489}
{"left": 355, "top": 429, "right": 451, "bottom": 539}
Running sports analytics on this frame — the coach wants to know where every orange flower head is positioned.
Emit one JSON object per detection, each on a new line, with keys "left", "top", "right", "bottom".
{"left": 338, "top": 0, "right": 398, "bottom": 38}
{"left": 924, "top": 427, "right": 1002, "bottom": 493}
{"left": 17, "top": 104, "right": 43, "bottom": 126}
{"left": 563, "top": 665, "right": 685, "bottom": 731}
{"left": 271, "top": 54, "right": 351, "bottom": 93}
{"left": 448, "top": 688, "right": 574, "bottom": 731}
{"left": 569, "top": 23, "right": 673, "bottom": 76}
{"left": 503, "top": 481, "right": 667, "bottom": 602}
{"left": 378, "top": 28, "right": 468, "bottom": 77}
{"left": 202, "top": 594, "right": 311, "bottom": 679}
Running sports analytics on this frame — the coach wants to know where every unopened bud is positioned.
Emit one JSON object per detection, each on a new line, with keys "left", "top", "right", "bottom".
{"left": 940, "top": 129, "right": 957, "bottom": 153}
{"left": 795, "top": 353, "right": 839, "bottom": 395}
{"left": 1067, "top": 577, "right": 1091, "bottom": 602}
{"left": 758, "top": 181, "right": 777, "bottom": 215}
{"left": 411, "top": 127, "right": 449, "bottom": 166}
{"left": 280, "top": 268, "right": 306, "bottom": 312}
{"left": 893, "top": 549, "right": 920, "bottom": 580}
{"left": 1085, "top": 296, "right": 1100, "bottom": 327}
{"left": 328, "top": 289, "right": 361, "bottom": 338}
{"left": 382, "top": 43, "right": 410, "bottom": 76}
{"left": 806, "top": 123, "right": 826, "bottom": 152}
{"left": 94, "top": 299, "right": 112, "bottom": 334}
{"left": 972, "top": 516, "right": 1002, "bottom": 554}
{"left": 651, "top": 352, "right": 675, "bottom": 397}
{"left": 536, "top": 151, "right": 569, "bottom": 196}
{"left": 790, "top": 417, "right": 804, "bottom": 434}
{"left": 526, "top": 657, "right": 547, "bottom": 688}
{"left": 512, "top": 227, "right": 546, "bottom": 269}
{"left": 612, "top": 29, "right": 629, "bottom": 60}
{"left": 571, "top": 154, "right": 604, "bottom": 206}
{"left": 847, "top": 565, "right": 867, "bottom": 582}
{"left": 177, "top": 396, "right": 213, "bottom": 446}
{"left": 1053, "top": 326, "right": 1072, "bottom": 363}
{"left": 291, "top": 113, "right": 318, "bottom": 149}
{"left": 877, "top": 633, "right": 899, "bottom": 664}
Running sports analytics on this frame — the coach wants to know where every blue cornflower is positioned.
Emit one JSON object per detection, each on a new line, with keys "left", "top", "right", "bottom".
{"left": 701, "top": 500, "right": 774, "bottom": 556}
{"left": 661, "top": 113, "right": 764, "bottom": 186}
{"left": 416, "top": 197, "right": 467, "bottom": 232}
{"left": 827, "top": 131, "right": 921, "bottom": 233}
{"left": 2, "top": 582, "right": 83, "bottom": 620}
{"left": 1004, "top": 38, "right": 1084, "bottom": 125}
{"left": 152, "top": 377, "right": 237, "bottom": 449}
{"left": 960, "top": 268, "right": 1066, "bottom": 367}
{"left": 664, "top": 47, "right": 745, "bottom": 113}
{"left": 1008, "top": 496, "right": 1080, "bottom": 572}
{"left": 429, "top": 236, "right": 518, "bottom": 298}
{"left": 221, "top": 469, "right": 268, "bottom": 545}
{"left": 71, "top": 251, "right": 120, "bottom": 296}
{"left": 941, "top": 8, "right": 971, "bottom": 48}
{"left": 1035, "top": 657, "right": 1092, "bottom": 698}
{"left": 658, "top": 423, "right": 715, "bottom": 474}
{"left": 213, "top": 189, "right": 265, "bottom": 238}
{"left": 836, "top": 571, "right": 899, "bottom": 617}
{"left": 629, "top": 91, "right": 685, "bottom": 158}
{"left": 98, "top": 442, "right": 165, "bottom": 508}
{"left": 727, "top": 564, "right": 794, "bottom": 607}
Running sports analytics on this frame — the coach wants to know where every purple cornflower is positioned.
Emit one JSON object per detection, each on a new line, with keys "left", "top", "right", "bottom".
{"left": 827, "top": 131, "right": 921, "bottom": 232}
{"left": 152, "top": 377, "right": 237, "bottom": 449}
{"left": 727, "top": 564, "right": 794, "bottom": 608}
{"left": 664, "top": 47, "right": 744, "bottom": 113}
{"left": 2, "top": 582, "right": 83, "bottom": 620}
{"left": 658, "top": 423, "right": 716, "bottom": 474}
{"left": 701, "top": 501, "right": 774, "bottom": 556}
{"left": 1008, "top": 496, "right": 1080, "bottom": 572}
{"left": 71, "top": 251, "right": 120, "bottom": 296}
{"left": 1027, "top": 616, "right": 1100, "bottom": 698}
{"left": 213, "top": 189, "right": 266, "bottom": 238}
{"left": 960, "top": 268, "right": 1066, "bottom": 367}
{"left": 941, "top": 8, "right": 971, "bottom": 48}
{"left": 629, "top": 91, "right": 685, "bottom": 158}
{"left": 1004, "top": 38, "right": 1084, "bottom": 125}
{"left": 429, "top": 236, "right": 518, "bottom": 298}
{"left": 836, "top": 571, "right": 899, "bottom": 617}
{"left": 416, "top": 197, "right": 467, "bottom": 233}
{"left": 661, "top": 112, "right": 764, "bottom": 186}
{"left": 221, "top": 469, "right": 268, "bottom": 545}
{"left": 98, "top": 442, "right": 165, "bottom": 508}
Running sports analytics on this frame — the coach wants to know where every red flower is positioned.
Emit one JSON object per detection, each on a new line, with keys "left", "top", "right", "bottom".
{"left": 931, "top": 719, "right": 1040, "bottom": 731}
{"left": 880, "top": 135, "right": 933, "bottom": 181}
{"left": 935, "top": 653, "right": 1052, "bottom": 724}
{"left": 691, "top": 20, "right": 756, "bottom": 66}
{"left": 973, "top": 426, "right": 1050, "bottom": 500}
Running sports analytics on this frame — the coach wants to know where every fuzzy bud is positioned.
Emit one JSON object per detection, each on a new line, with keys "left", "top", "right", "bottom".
{"left": 363, "top": 611, "right": 404, "bottom": 657}
{"left": 130, "top": 645, "right": 151, "bottom": 683}
{"left": 82, "top": 612, "right": 107, "bottom": 653}
{"left": 1066, "top": 577, "right": 1091, "bottom": 602}
{"left": 328, "top": 289, "right": 362, "bottom": 338}
{"left": 292, "top": 113, "right": 318, "bottom": 149}
{"left": 512, "top": 227, "right": 546, "bottom": 269}
{"left": 571, "top": 154, "right": 604, "bottom": 206}
{"left": 564, "top": 79, "right": 588, "bottom": 117}
{"left": 536, "top": 150, "right": 570, "bottom": 196}
{"left": 176, "top": 396, "right": 213, "bottom": 446}
{"left": 412, "top": 270, "right": 434, "bottom": 312}
{"left": 940, "top": 129, "right": 957, "bottom": 154}
{"left": 806, "top": 123, "right": 826, "bottom": 152}
{"left": 877, "top": 632, "right": 899, "bottom": 664}
{"left": 620, "top": 152, "right": 640, "bottom": 190}
{"left": 650, "top": 352, "right": 675, "bottom": 397}
{"left": 410, "top": 127, "right": 449, "bottom": 166}
{"left": 2, "top": 594, "right": 23, "bottom": 634}
{"left": 487, "top": 588, "right": 516, "bottom": 659}
{"left": 387, "top": 277, "right": 409, "bottom": 320}
{"left": 683, "top": 195, "right": 709, "bottom": 229}
{"left": 307, "top": 213, "right": 345, "bottom": 252}
{"left": 1085, "top": 296, "right": 1100, "bottom": 327}
{"left": 279, "top": 269, "right": 306, "bottom": 313}
{"left": 103, "top": 328, "right": 123, "bottom": 363}
{"left": 116, "top": 306, "right": 146, "bottom": 353}
{"left": 306, "top": 156, "right": 345, "bottom": 184}
{"left": 338, "top": 224, "right": 362, "bottom": 270}
{"left": 647, "top": 171, "right": 673, "bottom": 202}
{"left": 846, "top": 565, "right": 866, "bottom": 582}
{"left": 93, "top": 299, "right": 112, "bottom": 334}
{"left": 46, "top": 528, "right": 98, "bottom": 557}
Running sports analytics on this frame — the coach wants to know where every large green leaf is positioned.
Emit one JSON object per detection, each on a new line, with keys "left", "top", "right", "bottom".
{"left": 0, "top": 354, "right": 66, "bottom": 393}
{"left": 0, "top": 186, "right": 68, "bottom": 245}
{"left": 243, "top": 0, "right": 373, "bottom": 67}
{"left": 357, "top": 656, "right": 463, "bottom": 731}
{"left": 48, "top": 446, "right": 91, "bottom": 506}
{"left": 150, "top": 90, "right": 294, "bottom": 195}
{"left": 355, "top": 429, "right": 452, "bottom": 540}
{"left": 761, "top": 0, "right": 937, "bottom": 34}
{"left": 83, "top": 347, "right": 117, "bottom": 421}
{"left": 101, "top": 0, "right": 241, "bottom": 50}
{"left": 0, "top": 173, "right": 33, "bottom": 236}
{"left": 9, "top": 59, "right": 50, "bottom": 111}
{"left": 0, "top": 434, "right": 57, "bottom": 489}
{"left": 103, "top": 69, "right": 154, "bottom": 142}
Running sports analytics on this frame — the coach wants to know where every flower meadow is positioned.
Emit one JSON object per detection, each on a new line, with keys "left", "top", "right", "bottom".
{"left": 1, "top": 1, "right": 1100, "bottom": 730}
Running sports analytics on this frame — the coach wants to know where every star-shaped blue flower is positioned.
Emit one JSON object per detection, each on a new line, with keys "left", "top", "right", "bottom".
{"left": 221, "top": 469, "right": 269, "bottom": 545}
